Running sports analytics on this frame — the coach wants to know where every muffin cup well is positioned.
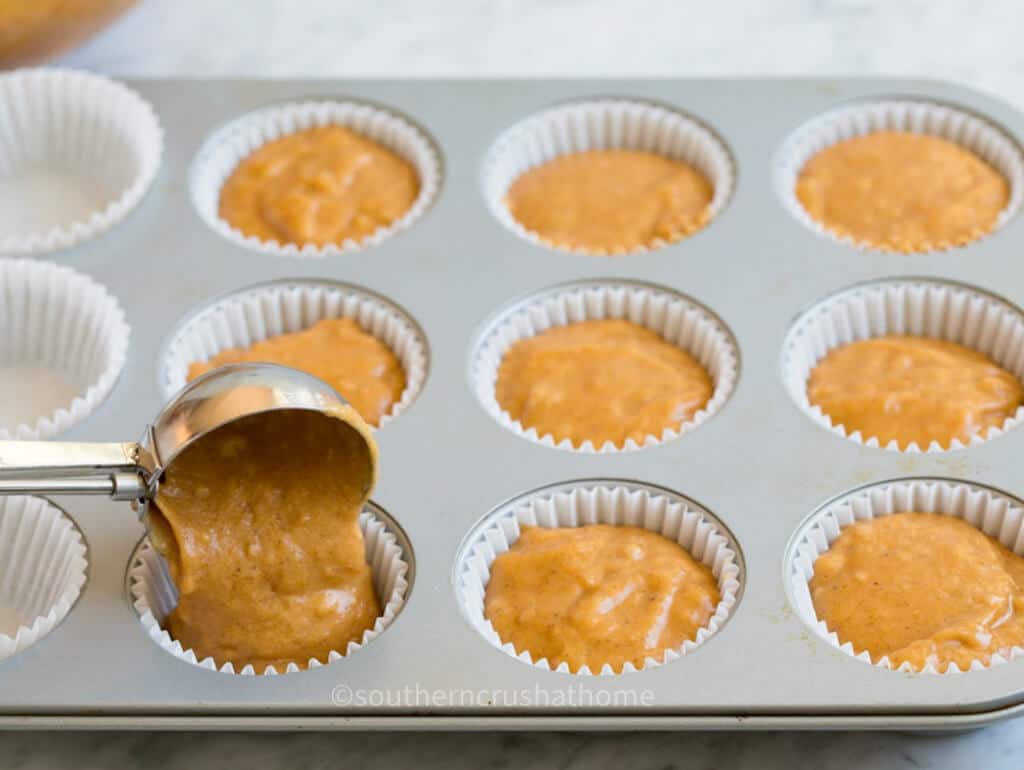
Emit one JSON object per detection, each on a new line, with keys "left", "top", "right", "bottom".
{"left": 781, "top": 278, "right": 1024, "bottom": 452}
{"left": 775, "top": 99, "right": 1024, "bottom": 253}
{"left": 189, "top": 100, "right": 441, "bottom": 259}
{"left": 0, "top": 496, "right": 88, "bottom": 662}
{"left": 470, "top": 280, "right": 739, "bottom": 452}
{"left": 0, "top": 258, "right": 130, "bottom": 439}
{"left": 788, "top": 478, "right": 1024, "bottom": 674}
{"left": 128, "top": 505, "right": 411, "bottom": 676}
{"left": 0, "top": 68, "right": 162, "bottom": 256}
{"left": 158, "top": 279, "right": 428, "bottom": 427}
{"left": 481, "top": 98, "right": 734, "bottom": 256}
{"left": 456, "top": 481, "right": 742, "bottom": 676}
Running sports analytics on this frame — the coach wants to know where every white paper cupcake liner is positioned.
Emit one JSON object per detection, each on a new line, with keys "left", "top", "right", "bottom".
{"left": 0, "top": 258, "right": 130, "bottom": 440}
{"left": 471, "top": 280, "right": 739, "bottom": 452}
{"left": 0, "top": 68, "right": 162, "bottom": 256}
{"left": 0, "top": 496, "right": 88, "bottom": 662}
{"left": 775, "top": 99, "right": 1024, "bottom": 253}
{"left": 189, "top": 100, "right": 441, "bottom": 259}
{"left": 128, "top": 504, "right": 411, "bottom": 676}
{"left": 456, "top": 481, "right": 742, "bottom": 676}
{"left": 158, "top": 279, "right": 428, "bottom": 428}
{"left": 789, "top": 478, "right": 1024, "bottom": 674}
{"left": 481, "top": 98, "right": 735, "bottom": 256}
{"left": 782, "top": 278, "right": 1024, "bottom": 452}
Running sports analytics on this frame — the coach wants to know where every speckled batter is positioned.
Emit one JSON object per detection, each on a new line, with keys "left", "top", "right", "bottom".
{"left": 796, "top": 131, "right": 1009, "bottom": 252}
{"left": 188, "top": 318, "right": 406, "bottom": 427}
{"left": 485, "top": 524, "right": 720, "bottom": 672}
{"left": 494, "top": 319, "right": 713, "bottom": 448}
{"left": 219, "top": 125, "right": 419, "bottom": 248}
{"left": 807, "top": 335, "right": 1022, "bottom": 448}
{"left": 505, "top": 149, "right": 713, "bottom": 253}
{"left": 811, "top": 513, "right": 1024, "bottom": 672}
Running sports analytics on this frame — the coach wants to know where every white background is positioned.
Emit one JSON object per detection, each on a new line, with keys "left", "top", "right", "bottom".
{"left": 62, "top": 0, "right": 1024, "bottom": 113}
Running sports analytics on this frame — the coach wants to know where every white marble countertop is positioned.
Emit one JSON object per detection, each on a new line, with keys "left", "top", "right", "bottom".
{"left": 3, "top": 725, "right": 1024, "bottom": 769}
{"left": 4, "top": 0, "right": 1022, "bottom": 767}
{"left": 58, "top": 0, "right": 1024, "bottom": 112}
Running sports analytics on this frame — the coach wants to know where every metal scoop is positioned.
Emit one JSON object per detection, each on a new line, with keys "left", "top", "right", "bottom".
{"left": 0, "top": 362, "right": 377, "bottom": 512}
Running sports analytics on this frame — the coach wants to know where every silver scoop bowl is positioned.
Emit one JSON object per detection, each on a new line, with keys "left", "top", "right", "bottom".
{"left": 0, "top": 362, "right": 377, "bottom": 512}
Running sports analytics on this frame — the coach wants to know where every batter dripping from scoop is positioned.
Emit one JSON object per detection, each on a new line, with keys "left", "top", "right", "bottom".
{"left": 147, "top": 406, "right": 379, "bottom": 672}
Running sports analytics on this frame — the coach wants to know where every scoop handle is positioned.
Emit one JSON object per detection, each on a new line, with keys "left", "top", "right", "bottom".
{"left": 0, "top": 441, "right": 148, "bottom": 500}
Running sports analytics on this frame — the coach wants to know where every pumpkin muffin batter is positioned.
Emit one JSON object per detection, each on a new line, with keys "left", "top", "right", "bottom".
{"left": 188, "top": 318, "right": 406, "bottom": 428}
{"left": 504, "top": 149, "right": 714, "bottom": 253}
{"left": 807, "top": 335, "right": 1022, "bottom": 448}
{"left": 218, "top": 125, "right": 419, "bottom": 248}
{"left": 485, "top": 525, "right": 720, "bottom": 672}
{"left": 495, "top": 319, "right": 713, "bottom": 448}
{"left": 148, "top": 407, "right": 380, "bottom": 672}
{"left": 811, "top": 512, "right": 1024, "bottom": 672}
{"left": 795, "top": 131, "right": 1009, "bottom": 253}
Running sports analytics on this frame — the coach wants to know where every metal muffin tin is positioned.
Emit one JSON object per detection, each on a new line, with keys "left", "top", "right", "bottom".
{"left": 3, "top": 78, "right": 1024, "bottom": 730}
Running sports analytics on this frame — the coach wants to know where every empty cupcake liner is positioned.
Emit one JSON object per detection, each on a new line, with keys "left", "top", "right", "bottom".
{"left": 128, "top": 504, "right": 411, "bottom": 676}
{"left": 788, "top": 478, "right": 1024, "bottom": 674}
{"left": 0, "top": 496, "right": 88, "bottom": 662}
{"left": 781, "top": 278, "right": 1024, "bottom": 452}
{"left": 775, "top": 99, "right": 1024, "bottom": 253}
{"left": 471, "top": 280, "right": 739, "bottom": 452}
{"left": 456, "top": 481, "right": 743, "bottom": 676}
{"left": 481, "top": 98, "right": 735, "bottom": 256}
{"left": 0, "top": 258, "right": 130, "bottom": 440}
{"left": 0, "top": 67, "right": 163, "bottom": 256}
{"left": 158, "top": 279, "right": 428, "bottom": 427}
{"left": 189, "top": 100, "right": 441, "bottom": 259}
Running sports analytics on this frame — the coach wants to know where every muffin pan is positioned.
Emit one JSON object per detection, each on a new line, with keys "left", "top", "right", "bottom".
{"left": 4, "top": 77, "right": 1024, "bottom": 730}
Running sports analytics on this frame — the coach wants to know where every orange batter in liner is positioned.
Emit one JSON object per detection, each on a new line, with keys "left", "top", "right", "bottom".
{"left": 811, "top": 512, "right": 1024, "bottom": 672}
{"left": 795, "top": 131, "right": 1009, "bottom": 253}
{"left": 218, "top": 125, "right": 419, "bottom": 248}
{"left": 188, "top": 318, "right": 406, "bottom": 428}
{"left": 807, "top": 335, "right": 1022, "bottom": 448}
{"left": 484, "top": 525, "right": 720, "bottom": 672}
{"left": 149, "top": 407, "right": 380, "bottom": 673}
{"left": 494, "top": 319, "right": 713, "bottom": 448}
{"left": 504, "top": 149, "right": 713, "bottom": 253}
